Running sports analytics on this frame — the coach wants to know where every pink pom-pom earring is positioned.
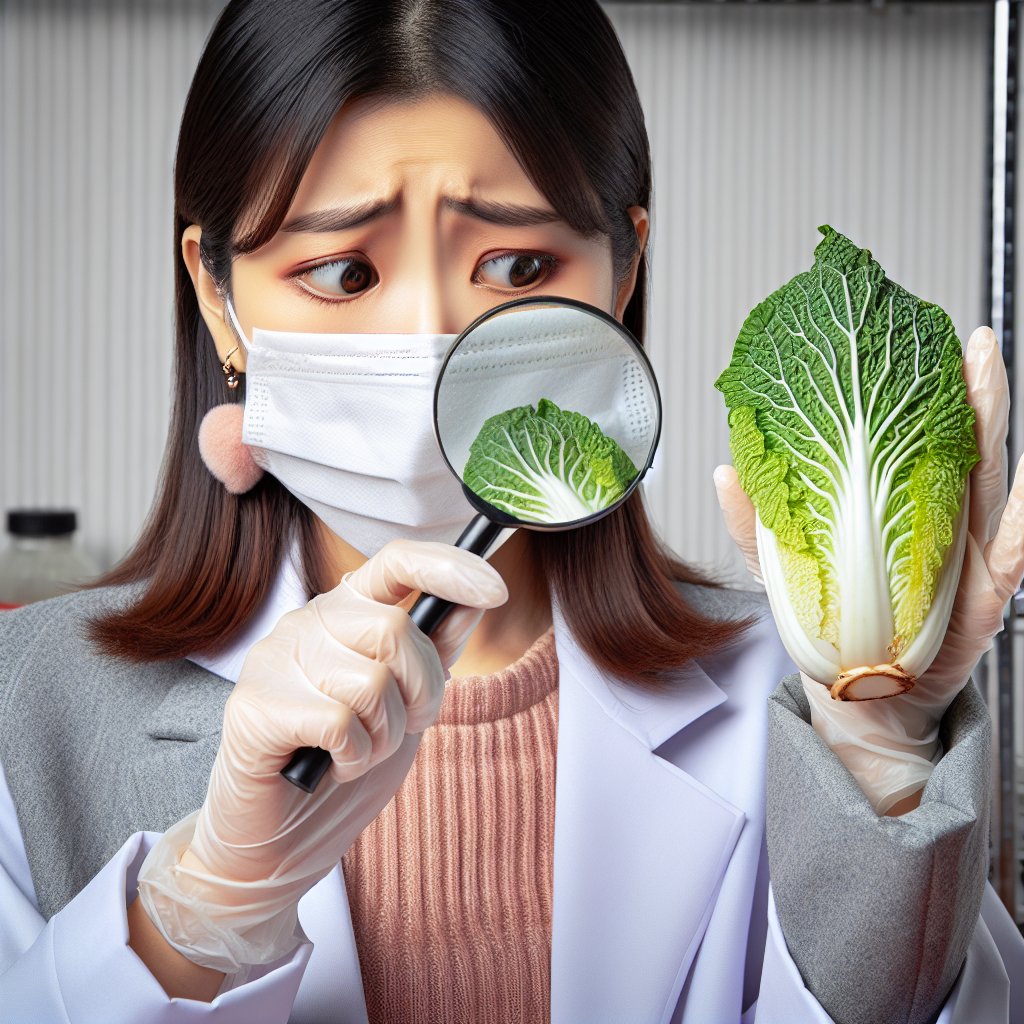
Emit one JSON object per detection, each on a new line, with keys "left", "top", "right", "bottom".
{"left": 197, "top": 345, "right": 264, "bottom": 495}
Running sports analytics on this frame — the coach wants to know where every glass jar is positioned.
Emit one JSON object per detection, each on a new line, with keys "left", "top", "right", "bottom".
{"left": 0, "top": 509, "right": 102, "bottom": 607}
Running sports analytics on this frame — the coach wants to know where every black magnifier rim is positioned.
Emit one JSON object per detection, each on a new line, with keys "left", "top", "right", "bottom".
{"left": 431, "top": 293, "right": 664, "bottom": 532}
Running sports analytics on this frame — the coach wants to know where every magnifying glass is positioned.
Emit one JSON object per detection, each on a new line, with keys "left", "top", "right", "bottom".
{"left": 282, "top": 294, "right": 662, "bottom": 792}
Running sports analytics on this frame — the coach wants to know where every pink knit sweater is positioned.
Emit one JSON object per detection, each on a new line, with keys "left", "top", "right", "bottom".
{"left": 340, "top": 624, "right": 559, "bottom": 1023}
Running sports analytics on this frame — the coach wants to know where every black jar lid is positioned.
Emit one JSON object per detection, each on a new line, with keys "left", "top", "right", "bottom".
{"left": 6, "top": 509, "right": 78, "bottom": 537}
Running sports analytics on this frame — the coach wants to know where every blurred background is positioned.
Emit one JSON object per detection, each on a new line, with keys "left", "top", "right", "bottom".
{"left": 1, "top": 0, "right": 1021, "bottom": 921}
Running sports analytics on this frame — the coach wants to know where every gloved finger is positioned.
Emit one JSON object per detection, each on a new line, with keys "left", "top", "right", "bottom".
{"left": 311, "top": 645, "right": 412, "bottom": 764}
{"left": 963, "top": 326, "right": 1009, "bottom": 548}
{"left": 222, "top": 673, "right": 374, "bottom": 780}
{"left": 285, "top": 690, "right": 378, "bottom": 784}
{"left": 341, "top": 538, "right": 508, "bottom": 610}
{"left": 308, "top": 540, "right": 505, "bottom": 727}
{"left": 713, "top": 464, "right": 763, "bottom": 584}
{"left": 983, "top": 449, "right": 1024, "bottom": 601}
{"left": 306, "top": 583, "right": 446, "bottom": 733}
{"left": 948, "top": 526, "right": 1002, "bottom": 628}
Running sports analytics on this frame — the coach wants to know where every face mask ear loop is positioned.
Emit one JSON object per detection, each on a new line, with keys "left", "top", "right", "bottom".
{"left": 222, "top": 290, "right": 253, "bottom": 355}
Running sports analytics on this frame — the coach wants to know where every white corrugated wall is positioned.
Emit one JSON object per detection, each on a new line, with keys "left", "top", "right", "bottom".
{"left": 0, "top": 0, "right": 207, "bottom": 570}
{"left": 0, "top": 1, "right": 997, "bottom": 587}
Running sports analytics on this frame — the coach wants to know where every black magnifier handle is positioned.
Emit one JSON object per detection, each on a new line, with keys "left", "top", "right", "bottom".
{"left": 280, "top": 514, "right": 511, "bottom": 793}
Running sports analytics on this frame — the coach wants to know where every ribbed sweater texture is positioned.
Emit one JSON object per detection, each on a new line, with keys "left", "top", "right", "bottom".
{"left": 340, "top": 624, "right": 559, "bottom": 1024}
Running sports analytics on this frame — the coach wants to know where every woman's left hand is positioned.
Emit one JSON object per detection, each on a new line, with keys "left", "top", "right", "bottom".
{"left": 713, "top": 325, "right": 1024, "bottom": 812}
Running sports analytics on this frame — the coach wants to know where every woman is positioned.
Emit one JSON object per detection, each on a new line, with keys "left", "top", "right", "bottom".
{"left": 1, "top": 0, "right": 1022, "bottom": 1020}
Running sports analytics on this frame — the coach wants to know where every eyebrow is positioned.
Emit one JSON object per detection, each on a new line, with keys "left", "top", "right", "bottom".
{"left": 280, "top": 194, "right": 564, "bottom": 233}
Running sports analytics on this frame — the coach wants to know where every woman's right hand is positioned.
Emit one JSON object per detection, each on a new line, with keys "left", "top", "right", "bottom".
{"left": 135, "top": 538, "right": 508, "bottom": 976}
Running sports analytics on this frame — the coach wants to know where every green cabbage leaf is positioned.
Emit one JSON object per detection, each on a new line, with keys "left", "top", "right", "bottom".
{"left": 714, "top": 224, "right": 979, "bottom": 695}
{"left": 463, "top": 397, "right": 638, "bottom": 524}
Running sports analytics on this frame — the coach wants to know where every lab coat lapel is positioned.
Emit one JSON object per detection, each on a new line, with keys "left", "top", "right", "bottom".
{"left": 549, "top": 596, "right": 747, "bottom": 1024}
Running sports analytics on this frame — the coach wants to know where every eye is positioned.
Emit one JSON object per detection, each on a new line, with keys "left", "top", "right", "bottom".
{"left": 295, "top": 256, "right": 378, "bottom": 302}
{"left": 473, "top": 252, "right": 558, "bottom": 291}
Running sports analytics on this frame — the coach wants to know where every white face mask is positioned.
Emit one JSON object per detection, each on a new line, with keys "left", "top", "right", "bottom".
{"left": 224, "top": 293, "right": 479, "bottom": 558}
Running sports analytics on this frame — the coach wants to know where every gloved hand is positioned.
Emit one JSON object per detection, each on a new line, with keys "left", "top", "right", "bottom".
{"left": 714, "top": 326, "right": 1024, "bottom": 813}
{"left": 136, "top": 538, "right": 508, "bottom": 975}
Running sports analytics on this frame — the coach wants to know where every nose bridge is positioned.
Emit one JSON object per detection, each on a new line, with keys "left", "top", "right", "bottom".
{"left": 407, "top": 261, "right": 453, "bottom": 335}
{"left": 391, "top": 188, "right": 463, "bottom": 336}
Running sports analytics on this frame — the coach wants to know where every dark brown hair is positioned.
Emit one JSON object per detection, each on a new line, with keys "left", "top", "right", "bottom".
{"left": 82, "top": 0, "right": 757, "bottom": 690}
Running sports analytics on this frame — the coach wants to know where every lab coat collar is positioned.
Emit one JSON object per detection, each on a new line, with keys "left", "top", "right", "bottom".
{"left": 184, "top": 538, "right": 746, "bottom": 1024}
{"left": 549, "top": 589, "right": 730, "bottom": 750}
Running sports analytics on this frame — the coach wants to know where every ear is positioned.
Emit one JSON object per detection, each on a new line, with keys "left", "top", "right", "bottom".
{"left": 613, "top": 205, "right": 650, "bottom": 322}
{"left": 181, "top": 224, "right": 247, "bottom": 372}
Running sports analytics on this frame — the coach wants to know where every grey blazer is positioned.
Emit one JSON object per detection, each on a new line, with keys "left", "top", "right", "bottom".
{"left": 0, "top": 580, "right": 991, "bottom": 1024}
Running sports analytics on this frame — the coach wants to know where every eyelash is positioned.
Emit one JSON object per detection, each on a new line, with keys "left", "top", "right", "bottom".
{"left": 471, "top": 251, "right": 560, "bottom": 290}
{"left": 301, "top": 285, "right": 351, "bottom": 308}
{"left": 290, "top": 250, "right": 560, "bottom": 305}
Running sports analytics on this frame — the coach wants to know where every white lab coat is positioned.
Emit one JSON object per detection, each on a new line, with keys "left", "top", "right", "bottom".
{"left": 0, "top": 546, "right": 1022, "bottom": 1023}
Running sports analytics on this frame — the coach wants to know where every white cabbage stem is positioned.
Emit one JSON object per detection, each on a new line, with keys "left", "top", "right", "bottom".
{"left": 838, "top": 421, "right": 894, "bottom": 667}
{"left": 755, "top": 479, "right": 970, "bottom": 701}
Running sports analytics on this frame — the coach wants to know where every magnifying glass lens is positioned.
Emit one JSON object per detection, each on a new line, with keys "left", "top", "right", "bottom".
{"left": 435, "top": 298, "right": 660, "bottom": 529}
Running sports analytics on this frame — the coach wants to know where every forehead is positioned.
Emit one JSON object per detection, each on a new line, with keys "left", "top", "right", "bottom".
{"left": 288, "top": 91, "right": 547, "bottom": 210}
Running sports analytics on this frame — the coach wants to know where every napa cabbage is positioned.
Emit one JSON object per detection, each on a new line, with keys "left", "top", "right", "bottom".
{"left": 463, "top": 397, "right": 638, "bottom": 524}
{"left": 714, "top": 224, "right": 979, "bottom": 699}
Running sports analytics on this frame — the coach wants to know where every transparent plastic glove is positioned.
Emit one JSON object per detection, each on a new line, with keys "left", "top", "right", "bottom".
{"left": 136, "top": 538, "right": 508, "bottom": 975}
{"left": 714, "top": 326, "right": 1024, "bottom": 812}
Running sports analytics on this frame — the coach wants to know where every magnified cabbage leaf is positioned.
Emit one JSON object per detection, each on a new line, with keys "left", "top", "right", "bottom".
{"left": 714, "top": 223, "right": 979, "bottom": 697}
{"left": 463, "top": 397, "right": 638, "bottom": 524}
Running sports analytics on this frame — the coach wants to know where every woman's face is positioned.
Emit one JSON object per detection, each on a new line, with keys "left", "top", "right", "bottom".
{"left": 183, "top": 91, "right": 649, "bottom": 367}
